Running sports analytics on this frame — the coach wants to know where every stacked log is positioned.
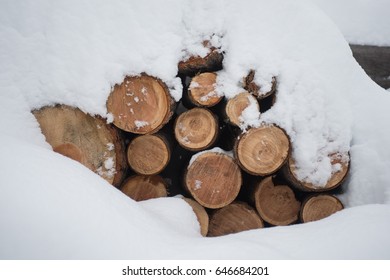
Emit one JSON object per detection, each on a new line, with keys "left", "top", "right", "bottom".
{"left": 33, "top": 45, "right": 350, "bottom": 237}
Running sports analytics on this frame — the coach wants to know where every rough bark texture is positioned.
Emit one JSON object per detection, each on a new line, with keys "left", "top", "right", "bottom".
{"left": 208, "top": 202, "right": 264, "bottom": 237}
{"left": 184, "top": 151, "right": 242, "bottom": 209}
{"left": 243, "top": 70, "right": 277, "bottom": 99}
{"left": 33, "top": 105, "right": 127, "bottom": 186}
{"left": 178, "top": 49, "right": 223, "bottom": 76}
{"left": 107, "top": 74, "right": 175, "bottom": 134}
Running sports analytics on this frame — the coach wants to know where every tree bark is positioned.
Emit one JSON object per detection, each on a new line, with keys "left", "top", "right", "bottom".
{"left": 184, "top": 150, "right": 242, "bottom": 209}
{"left": 243, "top": 70, "right": 277, "bottom": 99}
{"left": 235, "top": 125, "right": 290, "bottom": 176}
{"left": 208, "top": 202, "right": 264, "bottom": 237}
{"left": 33, "top": 105, "right": 127, "bottom": 187}
{"left": 178, "top": 49, "right": 223, "bottom": 76}
{"left": 253, "top": 176, "right": 301, "bottom": 226}
{"left": 107, "top": 74, "right": 175, "bottom": 134}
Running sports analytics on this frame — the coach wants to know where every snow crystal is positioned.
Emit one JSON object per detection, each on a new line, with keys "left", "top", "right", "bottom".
{"left": 104, "top": 157, "right": 114, "bottom": 170}
{"left": 106, "top": 113, "right": 114, "bottom": 124}
{"left": 134, "top": 97, "right": 140, "bottom": 103}
{"left": 106, "top": 143, "right": 114, "bottom": 151}
{"left": 194, "top": 180, "right": 202, "bottom": 190}
{"left": 134, "top": 120, "right": 149, "bottom": 128}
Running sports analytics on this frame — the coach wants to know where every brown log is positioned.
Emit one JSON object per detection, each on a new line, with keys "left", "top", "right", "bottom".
{"left": 282, "top": 153, "right": 350, "bottom": 192}
{"left": 253, "top": 176, "right": 301, "bottom": 226}
{"left": 178, "top": 44, "right": 223, "bottom": 76}
{"left": 184, "top": 150, "right": 242, "bottom": 209}
{"left": 120, "top": 175, "right": 168, "bottom": 201}
{"left": 106, "top": 74, "right": 175, "bottom": 134}
{"left": 225, "top": 92, "right": 260, "bottom": 127}
{"left": 243, "top": 70, "right": 277, "bottom": 99}
{"left": 208, "top": 202, "right": 264, "bottom": 237}
{"left": 187, "top": 72, "right": 222, "bottom": 107}
{"left": 300, "top": 195, "right": 344, "bottom": 223}
{"left": 174, "top": 108, "right": 218, "bottom": 151}
{"left": 235, "top": 125, "right": 290, "bottom": 176}
{"left": 183, "top": 198, "right": 209, "bottom": 237}
{"left": 33, "top": 105, "right": 127, "bottom": 186}
{"left": 127, "top": 134, "right": 170, "bottom": 175}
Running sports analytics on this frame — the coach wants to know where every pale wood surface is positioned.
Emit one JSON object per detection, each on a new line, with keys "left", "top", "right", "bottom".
{"left": 33, "top": 105, "right": 126, "bottom": 186}
{"left": 185, "top": 152, "right": 242, "bottom": 209}
{"left": 254, "top": 176, "right": 301, "bottom": 226}
{"left": 235, "top": 125, "right": 290, "bottom": 176}
{"left": 208, "top": 202, "right": 264, "bottom": 237}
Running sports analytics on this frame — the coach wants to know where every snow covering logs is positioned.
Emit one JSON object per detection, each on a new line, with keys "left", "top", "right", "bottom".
{"left": 33, "top": 46, "right": 349, "bottom": 238}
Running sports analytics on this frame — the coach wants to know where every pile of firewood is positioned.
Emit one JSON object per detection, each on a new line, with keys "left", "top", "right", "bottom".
{"left": 33, "top": 45, "right": 349, "bottom": 237}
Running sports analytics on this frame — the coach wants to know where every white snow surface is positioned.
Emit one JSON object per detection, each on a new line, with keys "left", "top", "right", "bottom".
{"left": 312, "top": 0, "right": 390, "bottom": 46}
{"left": 1, "top": 0, "right": 390, "bottom": 259}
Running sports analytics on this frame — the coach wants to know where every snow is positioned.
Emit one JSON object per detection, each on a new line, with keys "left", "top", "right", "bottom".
{"left": 189, "top": 147, "right": 234, "bottom": 167}
{"left": 1, "top": 0, "right": 390, "bottom": 259}
{"left": 238, "top": 95, "right": 261, "bottom": 130}
{"left": 134, "top": 120, "right": 149, "bottom": 128}
{"left": 312, "top": 0, "right": 390, "bottom": 46}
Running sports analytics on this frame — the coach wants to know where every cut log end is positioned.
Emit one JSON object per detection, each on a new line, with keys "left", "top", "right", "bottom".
{"left": 127, "top": 134, "right": 170, "bottom": 175}
{"left": 174, "top": 108, "right": 218, "bottom": 151}
{"left": 243, "top": 70, "right": 277, "bottom": 99}
{"left": 208, "top": 202, "right": 264, "bottom": 237}
{"left": 107, "top": 74, "right": 174, "bottom": 134}
{"left": 188, "top": 72, "right": 222, "bottom": 107}
{"left": 120, "top": 175, "right": 168, "bottom": 201}
{"left": 300, "top": 195, "right": 344, "bottom": 223}
{"left": 254, "top": 176, "right": 301, "bottom": 226}
{"left": 235, "top": 125, "right": 290, "bottom": 176}
{"left": 33, "top": 105, "right": 126, "bottom": 186}
{"left": 185, "top": 151, "right": 242, "bottom": 209}
{"left": 283, "top": 153, "right": 350, "bottom": 192}
{"left": 183, "top": 198, "right": 209, "bottom": 237}
{"left": 225, "top": 92, "right": 260, "bottom": 126}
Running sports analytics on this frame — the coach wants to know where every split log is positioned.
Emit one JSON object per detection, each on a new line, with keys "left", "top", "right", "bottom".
{"left": 235, "top": 125, "right": 290, "bottom": 176}
{"left": 208, "top": 202, "right": 264, "bottom": 237}
{"left": 282, "top": 153, "right": 350, "bottom": 192}
{"left": 174, "top": 108, "right": 219, "bottom": 151}
{"left": 300, "top": 195, "right": 344, "bottom": 223}
{"left": 178, "top": 43, "right": 223, "bottom": 76}
{"left": 183, "top": 198, "right": 209, "bottom": 237}
{"left": 184, "top": 150, "right": 242, "bottom": 209}
{"left": 33, "top": 105, "right": 127, "bottom": 186}
{"left": 243, "top": 70, "right": 276, "bottom": 99}
{"left": 185, "top": 72, "right": 222, "bottom": 107}
{"left": 253, "top": 176, "right": 301, "bottom": 226}
{"left": 127, "top": 134, "right": 170, "bottom": 175}
{"left": 106, "top": 74, "right": 175, "bottom": 134}
{"left": 120, "top": 175, "right": 168, "bottom": 201}
{"left": 225, "top": 92, "right": 260, "bottom": 127}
